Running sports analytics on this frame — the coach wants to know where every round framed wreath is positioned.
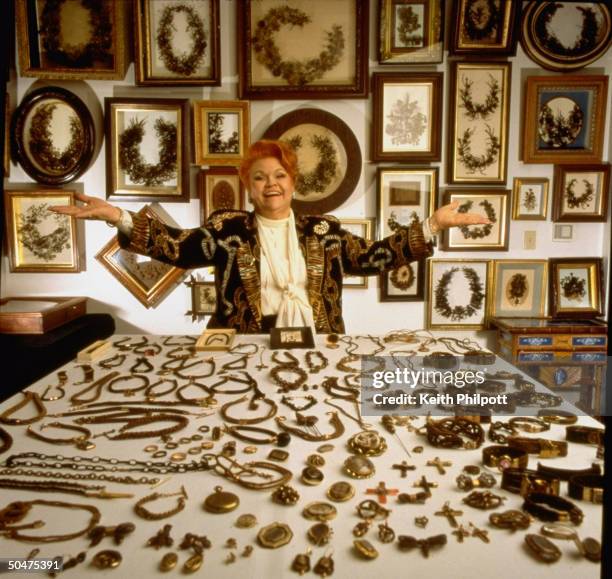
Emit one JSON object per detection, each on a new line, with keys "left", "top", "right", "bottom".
{"left": 119, "top": 118, "right": 177, "bottom": 187}
{"left": 39, "top": 0, "right": 113, "bottom": 68}
{"left": 434, "top": 266, "right": 485, "bottom": 322}
{"left": 251, "top": 6, "right": 345, "bottom": 86}
{"left": 28, "top": 103, "right": 84, "bottom": 174}
{"left": 286, "top": 134, "right": 338, "bottom": 196}
{"left": 156, "top": 4, "right": 207, "bottom": 77}
{"left": 538, "top": 99, "right": 583, "bottom": 148}
{"left": 565, "top": 178, "right": 594, "bottom": 209}
{"left": 457, "top": 199, "right": 496, "bottom": 239}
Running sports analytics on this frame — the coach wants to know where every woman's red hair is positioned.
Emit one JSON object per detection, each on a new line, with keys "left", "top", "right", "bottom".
{"left": 239, "top": 140, "right": 298, "bottom": 185}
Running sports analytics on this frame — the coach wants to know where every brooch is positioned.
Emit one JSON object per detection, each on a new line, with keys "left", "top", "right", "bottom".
{"left": 313, "top": 221, "right": 330, "bottom": 235}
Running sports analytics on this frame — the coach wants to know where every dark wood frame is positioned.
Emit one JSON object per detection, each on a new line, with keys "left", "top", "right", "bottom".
{"left": 15, "top": 0, "right": 129, "bottom": 80}
{"left": 549, "top": 257, "right": 604, "bottom": 319}
{"left": 105, "top": 97, "right": 190, "bottom": 202}
{"left": 552, "top": 164, "right": 610, "bottom": 223}
{"left": 371, "top": 72, "right": 442, "bottom": 162}
{"left": 95, "top": 204, "right": 189, "bottom": 308}
{"left": 237, "top": 0, "right": 368, "bottom": 99}
{"left": 12, "top": 86, "right": 95, "bottom": 185}
{"left": 185, "top": 275, "right": 216, "bottom": 321}
{"left": 378, "top": 0, "right": 444, "bottom": 64}
{"left": 193, "top": 100, "right": 250, "bottom": 166}
{"left": 522, "top": 75, "right": 608, "bottom": 164}
{"left": 197, "top": 167, "right": 245, "bottom": 225}
{"left": 134, "top": 0, "right": 221, "bottom": 86}
{"left": 262, "top": 108, "right": 362, "bottom": 215}
{"left": 270, "top": 327, "right": 315, "bottom": 350}
{"left": 447, "top": 61, "right": 511, "bottom": 185}
{"left": 3, "top": 189, "right": 82, "bottom": 273}
{"left": 450, "top": 0, "right": 520, "bottom": 56}
{"left": 442, "top": 189, "right": 510, "bottom": 252}
{"left": 521, "top": 2, "right": 612, "bottom": 72}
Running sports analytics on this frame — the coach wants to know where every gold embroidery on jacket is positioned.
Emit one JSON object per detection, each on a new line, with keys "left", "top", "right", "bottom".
{"left": 149, "top": 221, "right": 190, "bottom": 261}
{"left": 236, "top": 241, "right": 262, "bottom": 328}
{"left": 218, "top": 236, "right": 242, "bottom": 316}
{"left": 305, "top": 237, "right": 328, "bottom": 332}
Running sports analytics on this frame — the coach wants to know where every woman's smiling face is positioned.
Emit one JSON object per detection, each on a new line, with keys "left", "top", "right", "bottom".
{"left": 247, "top": 157, "right": 294, "bottom": 219}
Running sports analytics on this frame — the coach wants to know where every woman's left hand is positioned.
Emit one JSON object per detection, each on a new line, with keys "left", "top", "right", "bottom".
{"left": 429, "top": 200, "right": 491, "bottom": 233}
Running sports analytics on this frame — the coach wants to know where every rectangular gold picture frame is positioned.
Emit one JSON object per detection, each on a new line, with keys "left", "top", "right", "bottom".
{"left": 447, "top": 61, "right": 511, "bottom": 185}
{"left": 549, "top": 258, "right": 604, "bottom": 319}
{"left": 4, "top": 189, "right": 82, "bottom": 273}
{"left": 512, "top": 177, "right": 549, "bottom": 220}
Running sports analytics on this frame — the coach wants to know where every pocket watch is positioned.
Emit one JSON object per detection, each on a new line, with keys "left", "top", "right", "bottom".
{"left": 203, "top": 486, "right": 240, "bottom": 513}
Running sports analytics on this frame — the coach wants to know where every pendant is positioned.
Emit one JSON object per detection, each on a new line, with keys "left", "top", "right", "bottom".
{"left": 203, "top": 486, "right": 239, "bottom": 514}
{"left": 326, "top": 481, "right": 355, "bottom": 503}
{"left": 291, "top": 548, "right": 312, "bottom": 575}
{"left": 307, "top": 522, "right": 333, "bottom": 546}
{"left": 301, "top": 466, "right": 324, "bottom": 486}
{"left": 302, "top": 502, "right": 337, "bottom": 522}
{"left": 343, "top": 455, "right": 375, "bottom": 479}
{"left": 257, "top": 522, "right": 293, "bottom": 549}
{"left": 235, "top": 514, "right": 258, "bottom": 529}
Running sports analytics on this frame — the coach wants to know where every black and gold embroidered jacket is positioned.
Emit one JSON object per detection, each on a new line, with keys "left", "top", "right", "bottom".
{"left": 119, "top": 210, "right": 433, "bottom": 333}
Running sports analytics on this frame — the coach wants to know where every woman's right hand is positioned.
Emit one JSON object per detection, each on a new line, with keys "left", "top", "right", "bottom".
{"left": 49, "top": 192, "right": 122, "bottom": 224}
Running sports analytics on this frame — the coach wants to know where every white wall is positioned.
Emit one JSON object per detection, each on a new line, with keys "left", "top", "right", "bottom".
{"left": 3, "top": 1, "right": 611, "bottom": 336}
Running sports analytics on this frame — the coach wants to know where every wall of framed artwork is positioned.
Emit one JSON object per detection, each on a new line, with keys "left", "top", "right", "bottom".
{"left": 3, "top": 0, "right": 611, "bottom": 336}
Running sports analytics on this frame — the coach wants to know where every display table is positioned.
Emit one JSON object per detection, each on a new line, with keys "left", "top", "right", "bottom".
{"left": 0, "top": 333, "right": 603, "bottom": 578}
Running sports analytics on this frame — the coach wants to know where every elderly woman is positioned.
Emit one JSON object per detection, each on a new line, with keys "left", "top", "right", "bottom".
{"left": 52, "top": 140, "right": 488, "bottom": 333}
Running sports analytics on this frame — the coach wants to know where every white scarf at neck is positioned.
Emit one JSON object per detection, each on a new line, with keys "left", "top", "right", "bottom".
{"left": 256, "top": 210, "right": 315, "bottom": 330}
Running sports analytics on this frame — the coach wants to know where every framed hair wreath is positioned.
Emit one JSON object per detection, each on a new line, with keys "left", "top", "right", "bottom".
{"left": 457, "top": 199, "right": 496, "bottom": 239}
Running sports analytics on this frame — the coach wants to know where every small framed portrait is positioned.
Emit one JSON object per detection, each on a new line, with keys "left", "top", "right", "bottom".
{"left": 12, "top": 86, "right": 95, "bottom": 186}
{"left": 552, "top": 224, "right": 573, "bottom": 242}
{"left": 15, "top": 0, "right": 129, "bottom": 80}
{"left": 198, "top": 168, "right": 245, "bottom": 224}
{"left": 378, "top": 0, "right": 444, "bottom": 64}
{"left": 490, "top": 260, "right": 548, "bottom": 318}
{"left": 511, "top": 177, "right": 549, "bottom": 220}
{"left": 549, "top": 258, "right": 604, "bottom": 319}
{"left": 371, "top": 72, "right": 442, "bottom": 162}
{"left": 339, "top": 218, "right": 375, "bottom": 289}
{"left": 270, "top": 326, "right": 315, "bottom": 350}
{"left": 450, "top": 0, "right": 520, "bottom": 56}
{"left": 522, "top": 75, "right": 608, "bottom": 164}
{"left": 448, "top": 61, "right": 511, "bottom": 185}
{"left": 95, "top": 204, "right": 189, "bottom": 308}
{"left": 237, "top": 0, "right": 368, "bottom": 99}
{"left": 193, "top": 100, "right": 250, "bottom": 166}
{"left": 262, "top": 108, "right": 361, "bottom": 215}
{"left": 442, "top": 190, "right": 510, "bottom": 251}
{"left": 552, "top": 164, "right": 610, "bottom": 223}
{"left": 134, "top": 0, "right": 220, "bottom": 86}
{"left": 185, "top": 275, "right": 216, "bottom": 321}
{"left": 427, "top": 259, "right": 491, "bottom": 330}
{"left": 521, "top": 2, "right": 612, "bottom": 72}
{"left": 3, "top": 189, "right": 82, "bottom": 273}
{"left": 377, "top": 167, "right": 438, "bottom": 301}
{"left": 105, "top": 97, "right": 190, "bottom": 202}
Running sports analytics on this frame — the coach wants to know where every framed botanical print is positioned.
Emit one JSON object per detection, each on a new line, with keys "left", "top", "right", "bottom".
{"left": 12, "top": 86, "right": 95, "bottom": 186}
{"left": 339, "top": 218, "right": 375, "bottom": 289}
{"left": 237, "top": 0, "right": 368, "bottom": 99}
{"left": 521, "top": 2, "right": 612, "bottom": 72}
{"left": 511, "top": 177, "right": 549, "bottom": 220}
{"left": 450, "top": 0, "right": 520, "bottom": 56}
{"left": 552, "top": 164, "right": 610, "bottom": 223}
{"left": 427, "top": 259, "right": 491, "bottom": 330}
{"left": 371, "top": 72, "right": 442, "bottom": 162}
{"left": 15, "top": 0, "right": 129, "bottom": 80}
{"left": 442, "top": 190, "right": 510, "bottom": 251}
{"left": 262, "top": 108, "right": 361, "bottom": 215}
{"left": 105, "top": 98, "right": 190, "bottom": 202}
{"left": 549, "top": 258, "right": 603, "bottom": 319}
{"left": 96, "top": 205, "right": 189, "bottom": 308}
{"left": 4, "top": 189, "right": 81, "bottom": 273}
{"left": 198, "top": 168, "right": 245, "bottom": 224}
{"left": 185, "top": 275, "right": 217, "bottom": 321}
{"left": 134, "top": 0, "right": 220, "bottom": 86}
{"left": 378, "top": 0, "right": 443, "bottom": 64}
{"left": 447, "top": 62, "right": 511, "bottom": 185}
{"left": 490, "top": 260, "right": 548, "bottom": 318}
{"left": 193, "top": 101, "right": 250, "bottom": 166}
{"left": 377, "top": 167, "right": 438, "bottom": 301}
{"left": 522, "top": 75, "right": 608, "bottom": 164}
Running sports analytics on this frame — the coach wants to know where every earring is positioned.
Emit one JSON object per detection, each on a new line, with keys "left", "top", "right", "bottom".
{"left": 291, "top": 547, "right": 311, "bottom": 575}
{"left": 313, "top": 549, "right": 334, "bottom": 577}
